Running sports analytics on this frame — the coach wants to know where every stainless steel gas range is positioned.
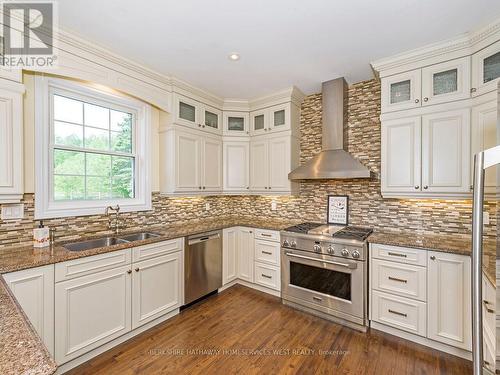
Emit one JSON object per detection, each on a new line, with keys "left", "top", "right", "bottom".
{"left": 280, "top": 223, "right": 372, "bottom": 332}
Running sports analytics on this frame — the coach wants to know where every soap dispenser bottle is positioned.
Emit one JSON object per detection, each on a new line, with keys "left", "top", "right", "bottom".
{"left": 33, "top": 220, "right": 50, "bottom": 248}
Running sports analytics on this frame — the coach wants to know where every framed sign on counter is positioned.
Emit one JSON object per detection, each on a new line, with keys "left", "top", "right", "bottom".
{"left": 327, "top": 195, "right": 349, "bottom": 225}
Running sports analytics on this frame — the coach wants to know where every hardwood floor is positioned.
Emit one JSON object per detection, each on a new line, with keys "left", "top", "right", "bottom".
{"left": 67, "top": 285, "right": 472, "bottom": 375}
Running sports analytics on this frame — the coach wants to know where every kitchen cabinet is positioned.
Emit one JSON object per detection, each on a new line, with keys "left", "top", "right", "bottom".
{"left": 381, "top": 70, "right": 422, "bottom": 112}
{"left": 202, "top": 136, "right": 223, "bottom": 191}
{"left": 238, "top": 227, "right": 254, "bottom": 282}
{"left": 55, "top": 265, "right": 132, "bottom": 364}
{"left": 482, "top": 274, "right": 496, "bottom": 372}
{"left": 249, "top": 138, "right": 269, "bottom": 190}
{"left": 132, "top": 252, "right": 182, "bottom": 329}
{"left": 223, "top": 111, "right": 249, "bottom": 136}
{"left": 223, "top": 140, "right": 250, "bottom": 192}
{"left": 472, "top": 41, "right": 500, "bottom": 97}
{"left": 250, "top": 103, "right": 291, "bottom": 135}
{"left": 173, "top": 93, "right": 222, "bottom": 134}
{"left": 4, "top": 265, "right": 54, "bottom": 355}
{"left": 201, "top": 104, "right": 222, "bottom": 135}
{"left": 223, "top": 227, "right": 254, "bottom": 284}
{"left": 253, "top": 229, "right": 280, "bottom": 292}
{"left": 222, "top": 227, "right": 238, "bottom": 285}
{"left": 427, "top": 251, "right": 471, "bottom": 351}
{"left": 0, "top": 81, "right": 24, "bottom": 203}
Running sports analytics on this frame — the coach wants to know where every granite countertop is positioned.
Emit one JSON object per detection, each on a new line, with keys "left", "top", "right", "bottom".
{"left": 369, "top": 231, "right": 497, "bottom": 286}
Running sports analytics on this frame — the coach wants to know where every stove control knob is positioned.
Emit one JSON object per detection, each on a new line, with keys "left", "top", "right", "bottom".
{"left": 290, "top": 240, "right": 297, "bottom": 248}
{"left": 352, "top": 250, "right": 360, "bottom": 259}
{"left": 341, "top": 248, "right": 349, "bottom": 257}
{"left": 313, "top": 244, "right": 322, "bottom": 253}
{"left": 283, "top": 240, "right": 290, "bottom": 247}
{"left": 327, "top": 245, "right": 334, "bottom": 254}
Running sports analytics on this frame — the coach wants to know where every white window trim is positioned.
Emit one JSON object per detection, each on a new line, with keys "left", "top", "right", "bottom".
{"left": 34, "top": 75, "right": 152, "bottom": 219}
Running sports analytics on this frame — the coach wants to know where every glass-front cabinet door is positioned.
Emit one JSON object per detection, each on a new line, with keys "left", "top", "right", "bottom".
{"left": 223, "top": 111, "right": 249, "bottom": 135}
{"left": 250, "top": 109, "right": 268, "bottom": 135}
{"left": 421, "top": 56, "right": 470, "bottom": 105}
{"left": 472, "top": 41, "right": 500, "bottom": 96}
{"left": 201, "top": 105, "right": 222, "bottom": 135}
{"left": 174, "top": 93, "right": 199, "bottom": 128}
{"left": 269, "top": 104, "right": 289, "bottom": 132}
{"left": 381, "top": 70, "right": 421, "bottom": 113}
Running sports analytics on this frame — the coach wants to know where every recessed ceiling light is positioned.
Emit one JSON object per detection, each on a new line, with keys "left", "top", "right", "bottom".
{"left": 228, "top": 53, "right": 240, "bottom": 61}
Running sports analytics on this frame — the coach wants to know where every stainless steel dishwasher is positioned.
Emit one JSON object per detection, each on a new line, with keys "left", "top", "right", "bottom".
{"left": 184, "top": 230, "right": 222, "bottom": 305}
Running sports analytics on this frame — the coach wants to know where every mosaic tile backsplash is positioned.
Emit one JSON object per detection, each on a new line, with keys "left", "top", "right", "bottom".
{"left": 0, "top": 79, "right": 496, "bottom": 248}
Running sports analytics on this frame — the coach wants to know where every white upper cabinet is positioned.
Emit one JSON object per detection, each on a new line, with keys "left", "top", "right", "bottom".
{"left": 249, "top": 138, "right": 269, "bottom": 190}
{"left": 201, "top": 136, "right": 223, "bottom": 192}
{"left": 173, "top": 93, "right": 222, "bottom": 134}
{"left": 223, "top": 140, "right": 250, "bottom": 192}
{"left": 421, "top": 109, "right": 470, "bottom": 194}
{"left": 268, "top": 136, "right": 291, "bottom": 191}
{"left": 173, "top": 129, "right": 202, "bottom": 192}
{"left": 0, "top": 82, "right": 24, "bottom": 203}
{"left": 250, "top": 103, "right": 292, "bottom": 135}
{"left": 472, "top": 41, "right": 500, "bottom": 97}
{"left": 223, "top": 111, "right": 249, "bottom": 136}
{"left": 381, "top": 117, "right": 421, "bottom": 193}
{"left": 250, "top": 108, "right": 268, "bottom": 136}
{"left": 421, "top": 57, "right": 471, "bottom": 106}
{"left": 381, "top": 70, "right": 422, "bottom": 112}
{"left": 201, "top": 104, "right": 222, "bottom": 135}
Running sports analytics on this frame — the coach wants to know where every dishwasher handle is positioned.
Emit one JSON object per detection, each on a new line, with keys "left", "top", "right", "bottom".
{"left": 188, "top": 231, "right": 221, "bottom": 245}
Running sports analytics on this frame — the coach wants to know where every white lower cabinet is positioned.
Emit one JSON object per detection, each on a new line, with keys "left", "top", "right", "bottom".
{"left": 238, "top": 227, "right": 255, "bottom": 282}
{"left": 222, "top": 227, "right": 239, "bottom": 285}
{"left": 3, "top": 265, "right": 54, "bottom": 355}
{"left": 370, "top": 243, "right": 472, "bottom": 354}
{"left": 254, "top": 263, "right": 280, "bottom": 290}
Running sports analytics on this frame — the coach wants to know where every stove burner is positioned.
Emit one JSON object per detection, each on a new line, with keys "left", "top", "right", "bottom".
{"left": 333, "top": 226, "right": 373, "bottom": 241}
{"left": 283, "top": 222, "right": 323, "bottom": 234}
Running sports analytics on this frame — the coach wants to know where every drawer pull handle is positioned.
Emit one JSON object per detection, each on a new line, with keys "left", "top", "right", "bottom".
{"left": 313, "top": 296, "right": 323, "bottom": 302}
{"left": 261, "top": 233, "right": 272, "bottom": 237}
{"left": 388, "top": 309, "right": 407, "bottom": 317}
{"left": 483, "top": 300, "right": 494, "bottom": 313}
{"left": 388, "top": 252, "right": 407, "bottom": 258}
{"left": 262, "top": 250, "right": 273, "bottom": 255}
{"left": 261, "top": 274, "right": 272, "bottom": 279}
{"left": 388, "top": 276, "right": 407, "bottom": 283}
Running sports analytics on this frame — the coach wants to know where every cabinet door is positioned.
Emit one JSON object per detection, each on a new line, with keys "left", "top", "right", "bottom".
{"left": 132, "top": 252, "right": 181, "bottom": 329}
{"left": 175, "top": 130, "right": 202, "bottom": 191}
{"left": 238, "top": 227, "right": 255, "bottom": 282}
{"left": 223, "top": 111, "right": 249, "bottom": 135}
{"left": 381, "top": 117, "right": 421, "bottom": 193}
{"left": 421, "top": 109, "right": 470, "bottom": 193}
{"left": 250, "top": 138, "right": 269, "bottom": 191}
{"left": 201, "top": 136, "right": 223, "bottom": 191}
{"left": 0, "top": 87, "right": 23, "bottom": 202}
{"left": 250, "top": 109, "right": 269, "bottom": 135}
{"left": 201, "top": 104, "right": 222, "bottom": 135}
{"left": 381, "top": 70, "right": 421, "bottom": 113}
{"left": 268, "top": 104, "right": 289, "bottom": 132}
{"left": 55, "top": 265, "right": 132, "bottom": 364}
{"left": 4, "top": 265, "right": 54, "bottom": 356}
{"left": 471, "top": 100, "right": 498, "bottom": 194}
{"left": 472, "top": 41, "right": 500, "bottom": 97}
{"left": 268, "top": 136, "right": 291, "bottom": 192}
{"left": 427, "top": 251, "right": 471, "bottom": 350}
{"left": 174, "top": 94, "right": 199, "bottom": 128}
{"left": 222, "top": 228, "right": 238, "bottom": 285}
{"left": 223, "top": 141, "right": 249, "bottom": 191}
{"left": 421, "top": 57, "right": 471, "bottom": 106}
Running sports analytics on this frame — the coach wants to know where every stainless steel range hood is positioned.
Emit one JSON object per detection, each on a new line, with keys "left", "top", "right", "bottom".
{"left": 288, "top": 78, "right": 371, "bottom": 180}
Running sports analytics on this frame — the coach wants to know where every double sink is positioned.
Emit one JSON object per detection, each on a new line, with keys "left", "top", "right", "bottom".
{"left": 64, "top": 232, "right": 161, "bottom": 252}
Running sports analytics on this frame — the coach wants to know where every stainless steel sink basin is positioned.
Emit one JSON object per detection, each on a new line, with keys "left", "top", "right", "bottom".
{"left": 64, "top": 237, "right": 130, "bottom": 252}
{"left": 118, "top": 232, "right": 161, "bottom": 242}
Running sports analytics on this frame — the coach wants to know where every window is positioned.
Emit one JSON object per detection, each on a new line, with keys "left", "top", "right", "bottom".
{"left": 35, "top": 76, "right": 152, "bottom": 218}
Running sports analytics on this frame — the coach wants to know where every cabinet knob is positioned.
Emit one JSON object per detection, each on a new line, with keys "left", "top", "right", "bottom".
{"left": 203, "top": 186, "right": 206, "bottom": 190}
{"left": 198, "top": 124, "right": 202, "bottom": 127}
{"left": 268, "top": 187, "right": 271, "bottom": 190}
{"left": 470, "top": 185, "right": 473, "bottom": 191}
{"left": 415, "top": 99, "right": 420, "bottom": 103}
{"left": 423, "top": 97, "right": 429, "bottom": 102}
{"left": 199, "top": 186, "right": 202, "bottom": 190}
{"left": 202, "top": 125, "right": 205, "bottom": 128}
{"left": 135, "top": 268, "right": 140, "bottom": 272}
{"left": 246, "top": 186, "right": 249, "bottom": 189}
{"left": 264, "top": 129, "right": 268, "bottom": 132}
{"left": 471, "top": 88, "right": 477, "bottom": 93}
{"left": 127, "top": 270, "right": 132, "bottom": 274}
{"left": 423, "top": 185, "right": 428, "bottom": 190}
{"left": 430, "top": 256, "right": 436, "bottom": 260}
{"left": 414, "top": 185, "right": 419, "bottom": 190}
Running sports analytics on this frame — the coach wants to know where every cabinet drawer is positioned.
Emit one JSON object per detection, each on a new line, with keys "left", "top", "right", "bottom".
{"left": 254, "top": 239, "right": 280, "bottom": 266}
{"left": 371, "top": 259, "right": 426, "bottom": 301}
{"left": 254, "top": 229, "right": 280, "bottom": 242}
{"left": 371, "top": 243, "right": 427, "bottom": 266}
{"left": 55, "top": 249, "right": 131, "bottom": 282}
{"left": 254, "top": 263, "right": 280, "bottom": 291}
{"left": 132, "top": 238, "right": 184, "bottom": 263}
{"left": 371, "top": 290, "right": 426, "bottom": 337}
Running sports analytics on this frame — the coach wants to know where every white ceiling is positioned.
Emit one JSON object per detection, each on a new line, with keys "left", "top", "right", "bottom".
{"left": 58, "top": 0, "right": 500, "bottom": 99}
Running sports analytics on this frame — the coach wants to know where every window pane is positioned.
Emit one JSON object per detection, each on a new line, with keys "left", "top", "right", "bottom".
{"left": 84, "top": 126, "right": 110, "bottom": 151}
{"left": 54, "top": 150, "right": 84, "bottom": 175}
{"left": 254, "top": 114, "right": 264, "bottom": 130}
{"left": 179, "top": 101, "right": 195, "bottom": 122}
{"left": 390, "top": 80, "right": 411, "bottom": 104}
{"left": 86, "top": 153, "right": 111, "bottom": 177}
{"left": 86, "top": 176, "right": 111, "bottom": 200}
{"left": 433, "top": 69, "right": 457, "bottom": 96}
{"left": 54, "top": 175, "right": 85, "bottom": 200}
{"left": 111, "top": 130, "right": 132, "bottom": 153}
{"left": 110, "top": 110, "right": 132, "bottom": 132}
{"left": 54, "top": 121, "right": 83, "bottom": 147}
{"left": 484, "top": 52, "right": 500, "bottom": 83}
{"left": 112, "top": 157, "right": 134, "bottom": 198}
{"left": 274, "top": 110, "right": 285, "bottom": 126}
{"left": 54, "top": 95, "right": 83, "bottom": 124}
{"left": 84, "top": 103, "right": 109, "bottom": 129}
{"left": 205, "top": 111, "right": 218, "bottom": 128}
{"left": 228, "top": 116, "right": 244, "bottom": 131}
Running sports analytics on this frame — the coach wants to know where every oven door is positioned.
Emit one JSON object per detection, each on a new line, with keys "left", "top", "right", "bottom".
{"left": 281, "top": 248, "right": 365, "bottom": 320}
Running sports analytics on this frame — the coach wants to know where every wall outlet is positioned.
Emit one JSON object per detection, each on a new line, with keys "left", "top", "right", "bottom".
{"left": 271, "top": 201, "right": 277, "bottom": 211}
{"left": 1, "top": 203, "right": 24, "bottom": 220}
{"left": 205, "top": 202, "right": 210, "bottom": 211}
{"left": 483, "top": 211, "right": 490, "bottom": 225}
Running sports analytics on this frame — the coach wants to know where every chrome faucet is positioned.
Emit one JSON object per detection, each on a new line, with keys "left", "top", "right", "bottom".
{"left": 105, "top": 205, "right": 121, "bottom": 234}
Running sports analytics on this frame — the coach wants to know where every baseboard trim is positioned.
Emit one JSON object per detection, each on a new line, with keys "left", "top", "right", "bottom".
{"left": 370, "top": 321, "right": 472, "bottom": 361}
{"left": 56, "top": 308, "right": 179, "bottom": 374}
{"left": 219, "top": 279, "right": 281, "bottom": 297}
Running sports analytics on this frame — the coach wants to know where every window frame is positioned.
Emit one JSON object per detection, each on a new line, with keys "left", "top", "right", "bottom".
{"left": 35, "top": 75, "right": 152, "bottom": 219}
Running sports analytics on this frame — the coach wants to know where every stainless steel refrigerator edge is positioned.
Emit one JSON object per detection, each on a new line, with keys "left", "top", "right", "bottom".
{"left": 184, "top": 231, "right": 222, "bottom": 305}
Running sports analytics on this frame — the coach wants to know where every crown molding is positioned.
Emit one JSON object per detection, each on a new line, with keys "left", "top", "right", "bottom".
{"left": 372, "top": 17, "right": 500, "bottom": 78}
{"left": 249, "top": 86, "right": 306, "bottom": 110}
{"left": 170, "top": 77, "right": 224, "bottom": 108}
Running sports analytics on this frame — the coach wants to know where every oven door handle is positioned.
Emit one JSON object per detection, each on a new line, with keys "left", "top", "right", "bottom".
{"left": 284, "top": 252, "right": 357, "bottom": 269}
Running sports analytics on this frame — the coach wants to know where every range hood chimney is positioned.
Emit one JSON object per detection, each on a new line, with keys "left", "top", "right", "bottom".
{"left": 288, "top": 77, "right": 371, "bottom": 180}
